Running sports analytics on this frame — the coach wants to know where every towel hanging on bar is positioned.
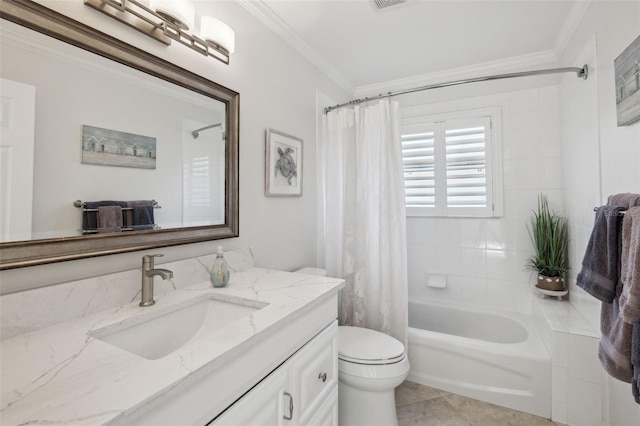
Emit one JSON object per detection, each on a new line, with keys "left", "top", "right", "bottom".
{"left": 76, "top": 199, "right": 161, "bottom": 234}
{"left": 594, "top": 207, "right": 627, "bottom": 216}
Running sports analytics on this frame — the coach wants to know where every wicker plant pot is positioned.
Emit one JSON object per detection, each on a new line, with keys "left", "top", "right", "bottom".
{"left": 536, "top": 275, "right": 565, "bottom": 291}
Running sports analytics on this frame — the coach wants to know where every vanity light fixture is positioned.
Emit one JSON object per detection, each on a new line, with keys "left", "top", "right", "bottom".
{"left": 201, "top": 16, "right": 235, "bottom": 55}
{"left": 84, "top": 0, "right": 234, "bottom": 64}
{"left": 149, "top": 0, "right": 195, "bottom": 31}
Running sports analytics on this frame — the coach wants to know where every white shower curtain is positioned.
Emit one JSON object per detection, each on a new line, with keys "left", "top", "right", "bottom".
{"left": 320, "top": 99, "right": 408, "bottom": 344}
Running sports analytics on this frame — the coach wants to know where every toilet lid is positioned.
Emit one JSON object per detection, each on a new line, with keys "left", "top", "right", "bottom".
{"left": 338, "top": 326, "right": 405, "bottom": 365}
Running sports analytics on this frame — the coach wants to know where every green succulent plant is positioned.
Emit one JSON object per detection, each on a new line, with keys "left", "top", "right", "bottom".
{"left": 526, "top": 194, "right": 569, "bottom": 278}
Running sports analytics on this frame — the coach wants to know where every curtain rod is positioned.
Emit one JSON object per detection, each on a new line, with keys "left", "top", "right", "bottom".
{"left": 324, "top": 64, "right": 588, "bottom": 114}
{"left": 192, "top": 123, "right": 222, "bottom": 139}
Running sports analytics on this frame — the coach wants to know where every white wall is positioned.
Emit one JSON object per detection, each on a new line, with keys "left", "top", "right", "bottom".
{"left": 558, "top": 0, "right": 640, "bottom": 423}
{"left": 0, "top": 0, "right": 349, "bottom": 293}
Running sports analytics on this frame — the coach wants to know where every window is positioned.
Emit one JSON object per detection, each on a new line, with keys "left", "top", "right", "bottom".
{"left": 402, "top": 108, "right": 502, "bottom": 217}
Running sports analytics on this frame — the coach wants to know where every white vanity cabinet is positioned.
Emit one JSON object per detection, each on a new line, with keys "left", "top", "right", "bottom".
{"left": 210, "top": 364, "right": 289, "bottom": 425}
{"left": 213, "top": 321, "right": 338, "bottom": 426}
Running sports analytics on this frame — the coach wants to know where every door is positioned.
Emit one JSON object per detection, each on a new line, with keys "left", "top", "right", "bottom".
{"left": 0, "top": 78, "right": 36, "bottom": 242}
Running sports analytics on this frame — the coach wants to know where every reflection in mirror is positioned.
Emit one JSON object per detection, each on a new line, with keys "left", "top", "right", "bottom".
{"left": 1, "top": 21, "right": 226, "bottom": 242}
{"left": 0, "top": 0, "right": 239, "bottom": 269}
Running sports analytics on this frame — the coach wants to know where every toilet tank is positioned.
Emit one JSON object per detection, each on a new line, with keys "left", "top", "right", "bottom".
{"left": 294, "top": 267, "right": 327, "bottom": 276}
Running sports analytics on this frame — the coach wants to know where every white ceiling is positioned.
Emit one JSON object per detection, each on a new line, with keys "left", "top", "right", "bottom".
{"left": 237, "top": 0, "right": 585, "bottom": 93}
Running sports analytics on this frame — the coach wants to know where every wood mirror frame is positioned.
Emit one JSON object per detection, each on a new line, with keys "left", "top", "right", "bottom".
{"left": 0, "top": 0, "right": 239, "bottom": 270}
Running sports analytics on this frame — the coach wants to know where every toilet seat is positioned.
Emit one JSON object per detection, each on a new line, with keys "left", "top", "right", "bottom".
{"left": 338, "top": 326, "right": 405, "bottom": 365}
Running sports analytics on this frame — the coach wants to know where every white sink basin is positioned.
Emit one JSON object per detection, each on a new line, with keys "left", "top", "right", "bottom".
{"left": 89, "top": 296, "right": 263, "bottom": 360}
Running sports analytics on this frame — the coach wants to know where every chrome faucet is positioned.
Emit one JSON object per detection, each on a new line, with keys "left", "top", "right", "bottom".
{"left": 140, "top": 254, "right": 174, "bottom": 307}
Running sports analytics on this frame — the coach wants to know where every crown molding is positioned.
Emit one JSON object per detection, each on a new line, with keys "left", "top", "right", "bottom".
{"left": 237, "top": 0, "right": 588, "bottom": 99}
{"left": 354, "top": 49, "right": 559, "bottom": 98}
{"left": 553, "top": 0, "right": 592, "bottom": 59}
{"left": 236, "top": 0, "right": 354, "bottom": 94}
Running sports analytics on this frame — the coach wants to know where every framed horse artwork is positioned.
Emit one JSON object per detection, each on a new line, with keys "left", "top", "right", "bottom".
{"left": 265, "top": 129, "right": 303, "bottom": 197}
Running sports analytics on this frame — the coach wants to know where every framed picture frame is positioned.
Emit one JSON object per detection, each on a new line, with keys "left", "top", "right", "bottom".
{"left": 265, "top": 129, "right": 303, "bottom": 197}
{"left": 614, "top": 35, "right": 640, "bottom": 126}
{"left": 82, "top": 125, "right": 156, "bottom": 169}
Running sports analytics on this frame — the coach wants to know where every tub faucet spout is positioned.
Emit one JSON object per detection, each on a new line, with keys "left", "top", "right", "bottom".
{"left": 140, "top": 254, "right": 173, "bottom": 307}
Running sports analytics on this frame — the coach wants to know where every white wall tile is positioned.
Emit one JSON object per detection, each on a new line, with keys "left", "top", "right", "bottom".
{"left": 552, "top": 399, "right": 569, "bottom": 425}
{"left": 458, "top": 219, "right": 486, "bottom": 249}
{"left": 485, "top": 218, "right": 514, "bottom": 251}
{"left": 568, "top": 334, "right": 602, "bottom": 385}
{"left": 435, "top": 246, "right": 462, "bottom": 273}
{"left": 553, "top": 366, "right": 569, "bottom": 403}
{"left": 567, "top": 379, "right": 602, "bottom": 426}
{"left": 431, "top": 218, "right": 461, "bottom": 247}
{"left": 552, "top": 332, "right": 569, "bottom": 367}
{"left": 459, "top": 248, "right": 486, "bottom": 277}
{"left": 607, "top": 375, "right": 640, "bottom": 426}
{"left": 485, "top": 249, "right": 516, "bottom": 281}
{"left": 509, "top": 96, "right": 541, "bottom": 130}
{"left": 405, "top": 85, "right": 562, "bottom": 314}
{"left": 446, "top": 275, "right": 487, "bottom": 307}
{"left": 508, "top": 128, "right": 540, "bottom": 160}
{"left": 406, "top": 218, "right": 437, "bottom": 246}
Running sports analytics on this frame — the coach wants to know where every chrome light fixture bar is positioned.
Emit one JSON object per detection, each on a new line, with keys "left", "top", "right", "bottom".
{"left": 84, "top": 0, "right": 231, "bottom": 64}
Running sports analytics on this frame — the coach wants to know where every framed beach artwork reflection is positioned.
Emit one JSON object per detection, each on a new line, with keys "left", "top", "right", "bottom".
{"left": 82, "top": 125, "right": 157, "bottom": 169}
{"left": 265, "top": 129, "right": 303, "bottom": 197}
{"left": 614, "top": 35, "right": 640, "bottom": 126}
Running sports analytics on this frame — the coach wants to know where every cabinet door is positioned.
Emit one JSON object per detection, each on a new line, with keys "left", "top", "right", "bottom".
{"left": 210, "top": 320, "right": 338, "bottom": 426}
{"left": 304, "top": 387, "right": 338, "bottom": 426}
{"left": 211, "top": 365, "right": 288, "bottom": 426}
{"left": 289, "top": 321, "right": 338, "bottom": 424}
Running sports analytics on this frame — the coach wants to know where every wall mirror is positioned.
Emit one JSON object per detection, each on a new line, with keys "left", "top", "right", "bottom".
{"left": 0, "top": 0, "right": 239, "bottom": 269}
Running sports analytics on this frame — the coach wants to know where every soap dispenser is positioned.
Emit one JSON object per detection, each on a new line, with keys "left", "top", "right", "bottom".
{"left": 210, "top": 246, "right": 230, "bottom": 288}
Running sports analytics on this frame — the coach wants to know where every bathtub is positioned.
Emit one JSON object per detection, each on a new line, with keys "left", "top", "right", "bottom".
{"left": 407, "top": 300, "right": 551, "bottom": 418}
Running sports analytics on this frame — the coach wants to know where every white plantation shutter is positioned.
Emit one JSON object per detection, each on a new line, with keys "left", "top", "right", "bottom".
{"left": 402, "top": 124, "right": 436, "bottom": 209}
{"left": 184, "top": 156, "right": 211, "bottom": 207}
{"left": 402, "top": 111, "right": 501, "bottom": 217}
{"left": 445, "top": 118, "right": 491, "bottom": 213}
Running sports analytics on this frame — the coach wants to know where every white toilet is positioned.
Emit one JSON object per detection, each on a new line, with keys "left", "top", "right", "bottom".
{"left": 295, "top": 268, "right": 410, "bottom": 426}
{"left": 337, "top": 326, "right": 410, "bottom": 426}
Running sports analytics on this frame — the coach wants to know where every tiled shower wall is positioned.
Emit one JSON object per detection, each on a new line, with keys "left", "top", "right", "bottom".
{"left": 403, "top": 81, "right": 610, "bottom": 426}
{"left": 406, "top": 85, "right": 563, "bottom": 314}
{"left": 557, "top": 1, "right": 640, "bottom": 419}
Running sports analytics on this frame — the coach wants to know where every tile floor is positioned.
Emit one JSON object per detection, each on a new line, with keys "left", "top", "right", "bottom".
{"left": 395, "top": 381, "right": 562, "bottom": 426}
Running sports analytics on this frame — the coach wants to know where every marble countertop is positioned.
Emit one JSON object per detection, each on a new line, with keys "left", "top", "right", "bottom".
{"left": 0, "top": 268, "right": 344, "bottom": 425}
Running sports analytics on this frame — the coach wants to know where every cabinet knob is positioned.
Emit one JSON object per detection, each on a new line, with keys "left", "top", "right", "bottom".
{"left": 318, "top": 372, "right": 327, "bottom": 382}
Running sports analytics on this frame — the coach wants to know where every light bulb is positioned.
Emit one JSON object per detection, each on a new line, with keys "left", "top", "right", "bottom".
{"left": 200, "top": 16, "right": 235, "bottom": 54}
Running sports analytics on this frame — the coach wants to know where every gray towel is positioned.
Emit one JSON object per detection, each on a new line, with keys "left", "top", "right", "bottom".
{"left": 577, "top": 205, "right": 626, "bottom": 303}
{"left": 97, "top": 206, "right": 123, "bottom": 233}
{"left": 608, "top": 193, "right": 639, "bottom": 208}
{"left": 620, "top": 208, "right": 640, "bottom": 324}
{"left": 131, "top": 224, "right": 154, "bottom": 231}
{"left": 632, "top": 321, "right": 640, "bottom": 404}
{"left": 125, "top": 200, "right": 155, "bottom": 227}
{"left": 83, "top": 200, "right": 126, "bottom": 230}
{"left": 599, "top": 298, "right": 634, "bottom": 382}
{"left": 596, "top": 195, "right": 640, "bottom": 401}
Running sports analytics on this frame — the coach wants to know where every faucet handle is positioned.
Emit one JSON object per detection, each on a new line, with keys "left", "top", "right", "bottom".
{"left": 142, "top": 253, "right": 164, "bottom": 266}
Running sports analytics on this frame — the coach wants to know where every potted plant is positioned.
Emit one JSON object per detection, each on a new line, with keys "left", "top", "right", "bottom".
{"left": 526, "top": 194, "right": 569, "bottom": 292}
